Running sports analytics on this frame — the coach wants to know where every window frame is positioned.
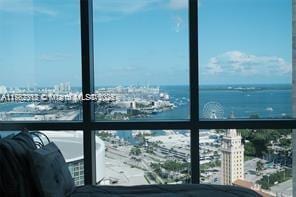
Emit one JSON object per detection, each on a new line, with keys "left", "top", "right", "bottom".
{"left": 0, "top": 0, "right": 295, "bottom": 185}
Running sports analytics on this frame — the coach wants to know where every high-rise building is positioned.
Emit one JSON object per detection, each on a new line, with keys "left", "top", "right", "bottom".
{"left": 221, "top": 129, "right": 244, "bottom": 185}
{"left": 54, "top": 82, "right": 71, "bottom": 93}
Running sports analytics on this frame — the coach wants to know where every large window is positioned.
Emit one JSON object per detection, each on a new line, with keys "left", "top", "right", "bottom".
{"left": 0, "top": 0, "right": 82, "bottom": 121}
{"left": 93, "top": 0, "right": 189, "bottom": 121}
{"left": 0, "top": 1, "right": 294, "bottom": 197}
{"left": 199, "top": 0, "right": 292, "bottom": 120}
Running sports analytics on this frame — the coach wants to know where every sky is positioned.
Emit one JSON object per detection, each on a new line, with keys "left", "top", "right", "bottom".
{"left": 0, "top": 0, "right": 292, "bottom": 87}
{"left": 199, "top": 0, "right": 292, "bottom": 85}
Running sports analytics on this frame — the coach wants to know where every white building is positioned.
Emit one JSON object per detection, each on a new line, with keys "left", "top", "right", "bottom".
{"left": 54, "top": 82, "right": 71, "bottom": 93}
{"left": 0, "top": 85, "right": 7, "bottom": 94}
{"left": 221, "top": 129, "right": 244, "bottom": 185}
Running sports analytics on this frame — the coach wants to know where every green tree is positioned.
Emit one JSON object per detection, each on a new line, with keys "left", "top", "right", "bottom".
{"left": 244, "top": 142, "right": 256, "bottom": 156}
{"left": 256, "top": 161, "right": 264, "bottom": 175}
{"left": 130, "top": 147, "right": 142, "bottom": 156}
{"left": 279, "top": 138, "right": 291, "bottom": 149}
{"left": 162, "top": 160, "right": 188, "bottom": 172}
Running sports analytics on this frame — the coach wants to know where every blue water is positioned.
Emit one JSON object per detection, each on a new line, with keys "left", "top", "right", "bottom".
{"left": 199, "top": 84, "right": 292, "bottom": 119}
{"left": 1, "top": 85, "right": 292, "bottom": 143}
{"left": 0, "top": 84, "right": 292, "bottom": 120}
{"left": 0, "top": 103, "right": 27, "bottom": 112}
{"left": 132, "top": 85, "right": 190, "bottom": 120}
{"left": 132, "top": 84, "right": 292, "bottom": 120}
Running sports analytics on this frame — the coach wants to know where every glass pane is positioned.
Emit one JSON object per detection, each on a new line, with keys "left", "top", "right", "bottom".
{"left": 0, "top": 0, "right": 82, "bottom": 121}
{"left": 96, "top": 130, "right": 190, "bottom": 185}
{"left": 93, "top": 0, "right": 189, "bottom": 121}
{"left": 199, "top": 0, "right": 292, "bottom": 119}
{"left": 200, "top": 129, "right": 292, "bottom": 197}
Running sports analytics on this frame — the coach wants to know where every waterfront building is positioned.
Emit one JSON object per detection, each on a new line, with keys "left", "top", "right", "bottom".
{"left": 0, "top": 85, "right": 7, "bottom": 94}
{"left": 221, "top": 129, "right": 244, "bottom": 185}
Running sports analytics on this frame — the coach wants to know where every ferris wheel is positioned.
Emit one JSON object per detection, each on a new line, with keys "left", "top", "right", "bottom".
{"left": 202, "top": 101, "right": 224, "bottom": 119}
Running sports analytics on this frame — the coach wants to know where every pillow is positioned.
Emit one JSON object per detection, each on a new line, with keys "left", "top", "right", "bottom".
{"left": 0, "top": 132, "right": 39, "bottom": 197}
{"left": 29, "top": 142, "right": 75, "bottom": 197}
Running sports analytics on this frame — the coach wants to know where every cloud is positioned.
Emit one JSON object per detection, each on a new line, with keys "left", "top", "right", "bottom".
{"left": 0, "top": 0, "right": 57, "bottom": 16}
{"left": 204, "top": 51, "right": 291, "bottom": 76}
{"left": 39, "top": 53, "right": 71, "bottom": 62}
{"left": 168, "top": 0, "right": 188, "bottom": 10}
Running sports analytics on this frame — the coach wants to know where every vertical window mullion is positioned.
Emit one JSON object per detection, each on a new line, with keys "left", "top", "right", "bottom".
{"left": 189, "top": 0, "right": 199, "bottom": 184}
{"left": 80, "top": 0, "right": 96, "bottom": 185}
{"left": 292, "top": 0, "right": 296, "bottom": 196}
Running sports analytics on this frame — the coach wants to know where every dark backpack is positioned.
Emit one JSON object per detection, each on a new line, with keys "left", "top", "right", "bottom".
{"left": 0, "top": 132, "right": 39, "bottom": 197}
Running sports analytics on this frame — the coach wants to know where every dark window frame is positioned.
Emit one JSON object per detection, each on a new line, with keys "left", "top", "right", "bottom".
{"left": 0, "top": 0, "right": 295, "bottom": 185}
